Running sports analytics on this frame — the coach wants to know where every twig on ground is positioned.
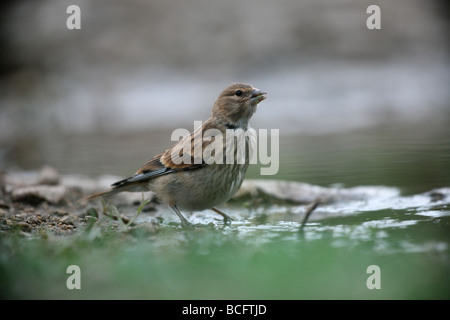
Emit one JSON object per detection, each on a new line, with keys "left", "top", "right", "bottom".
{"left": 299, "top": 198, "right": 320, "bottom": 234}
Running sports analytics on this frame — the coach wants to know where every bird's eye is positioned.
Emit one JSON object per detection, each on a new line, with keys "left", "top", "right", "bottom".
{"left": 234, "top": 90, "right": 243, "bottom": 96}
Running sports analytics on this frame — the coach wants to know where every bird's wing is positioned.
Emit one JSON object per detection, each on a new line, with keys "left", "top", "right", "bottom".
{"left": 159, "top": 120, "right": 216, "bottom": 170}
{"left": 111, "top": 121, "right": 221, "bottom": 188}
{"left": 111, "top": 153, "right": 172, "bottom": 187}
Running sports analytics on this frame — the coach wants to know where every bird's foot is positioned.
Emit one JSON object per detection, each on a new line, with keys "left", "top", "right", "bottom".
{"left": 211, "top": 207, "right": 235, "bottom": 226}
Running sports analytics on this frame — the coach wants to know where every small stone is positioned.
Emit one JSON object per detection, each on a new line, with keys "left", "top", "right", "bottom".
{"left": 0, "top": 201, "right": 10, "bottom": 210}
{"left": 53, "top": 210, "right": 68, "bottom": 217}
{"left": 11, "top": 185, "right": 66, "bottom": 205}
{"left": 17, "top": 222, "right": 32, "bottom": 232}
{"left": 37, "top": 166, "right": 60, "bottom": 185}
{"left": 429, "top": 191, "right": 445, "bottom": 202}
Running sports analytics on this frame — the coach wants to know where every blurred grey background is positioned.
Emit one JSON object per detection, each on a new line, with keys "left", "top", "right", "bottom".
{"left": 0, "top": 0, "right": 449, "bottom": 180}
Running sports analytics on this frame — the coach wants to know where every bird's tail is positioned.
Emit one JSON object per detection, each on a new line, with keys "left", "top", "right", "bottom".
{"left": 81, "top": 182, "right": 139, "bottom": 204}
{"left": 82, "top": 189, "right": 120, "bottom": 203}
{"left": 80, "top": 173, "right": 152, "bottom": 205}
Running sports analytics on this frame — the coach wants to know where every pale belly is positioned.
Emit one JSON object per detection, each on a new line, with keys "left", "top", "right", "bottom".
{"left": 150, "top": 163, "right": 248, "bottom": 211}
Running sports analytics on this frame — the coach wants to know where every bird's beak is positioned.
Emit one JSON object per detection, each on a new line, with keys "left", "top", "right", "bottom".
{"left": 250, "top": 88, "right": 267, "bottom": 103}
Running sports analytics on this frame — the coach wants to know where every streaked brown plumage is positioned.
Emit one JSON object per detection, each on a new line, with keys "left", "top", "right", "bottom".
{"left": 84, "top": 82, "right": 266, "bottom": 226}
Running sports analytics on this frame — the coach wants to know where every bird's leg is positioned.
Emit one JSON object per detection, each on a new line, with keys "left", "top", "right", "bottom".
{"left": 211, "top": 207, "right": 235, "bottom": 224}
{"left": 170, "top": 205, "right": 192, "bottom": 227}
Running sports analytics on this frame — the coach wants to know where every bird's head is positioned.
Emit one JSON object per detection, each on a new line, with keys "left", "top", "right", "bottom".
{"left": 212, "top": 82, "right": 266, "bottom": 129}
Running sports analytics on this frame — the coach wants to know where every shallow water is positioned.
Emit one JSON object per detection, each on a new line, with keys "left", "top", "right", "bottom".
{"left": 133, "top": 184, "right": 449, "bottom": 252}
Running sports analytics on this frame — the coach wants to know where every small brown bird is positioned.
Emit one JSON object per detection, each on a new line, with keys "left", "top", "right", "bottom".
{"left": 84, "top": 82, "right": 266, "bottom": 226}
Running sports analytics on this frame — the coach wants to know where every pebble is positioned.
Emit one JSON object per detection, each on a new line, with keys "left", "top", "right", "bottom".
{"left": 11, "top": 185, "right": 66, "bottom": 205}
{"left": 17, "top": 222, "right": 32, "bottom": 232}
{"left": 37, "top": 166, "right": 60, "bottom": 185}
